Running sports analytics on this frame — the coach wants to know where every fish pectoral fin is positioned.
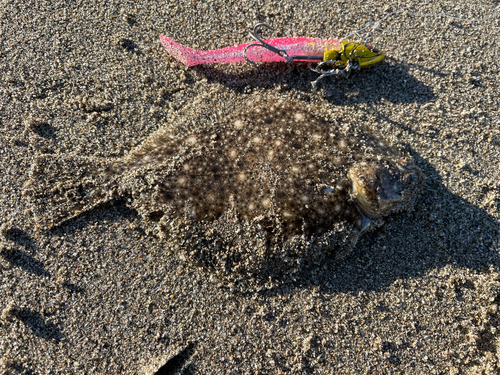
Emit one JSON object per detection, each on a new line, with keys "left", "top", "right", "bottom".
{"left": 23, "top": 153, "right": 118, "bottom": 230}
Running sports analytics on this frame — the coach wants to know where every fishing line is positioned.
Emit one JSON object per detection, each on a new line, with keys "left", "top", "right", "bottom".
{"left": 341, "top": 7, "right": 500, "bottom": 43}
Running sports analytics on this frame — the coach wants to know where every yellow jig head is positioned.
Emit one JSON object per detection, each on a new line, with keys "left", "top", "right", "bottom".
{"left": 324, "top": 41, "right": 385, "bottom": 69}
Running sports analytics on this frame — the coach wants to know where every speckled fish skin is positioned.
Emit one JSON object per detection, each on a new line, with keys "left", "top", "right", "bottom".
{"left": 25, "top": 100, "right": 424, "bottom": 280}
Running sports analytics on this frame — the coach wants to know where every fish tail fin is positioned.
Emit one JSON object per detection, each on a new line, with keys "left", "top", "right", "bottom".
{"left": 23, "top": 154, "right": 119, "bottom": 230}
{"left": 160, "top": 35, "right": 201, "bottom": 66}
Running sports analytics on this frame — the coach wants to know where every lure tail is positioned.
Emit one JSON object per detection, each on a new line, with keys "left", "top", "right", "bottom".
{"left": 23, "top": 154, "right": 120, "bottom": 230}
{"left": 160, "top": 35, "right": 201, "bottom": 66}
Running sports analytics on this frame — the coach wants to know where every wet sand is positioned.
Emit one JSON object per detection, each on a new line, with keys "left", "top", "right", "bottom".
{"left": 1, "top": 0, "right": 499, "bottom": 373}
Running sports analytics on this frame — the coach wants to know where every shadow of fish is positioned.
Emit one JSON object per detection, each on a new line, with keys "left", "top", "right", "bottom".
{"left": 24, "top": 100, "right": 424, "bottom": 280}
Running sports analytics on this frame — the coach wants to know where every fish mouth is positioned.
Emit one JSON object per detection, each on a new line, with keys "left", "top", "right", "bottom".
{"left": 348, "top": 158, "right": 423, "bottom": 218}
{"left": 350, "top": 177, "right": 403, "bottom": 217}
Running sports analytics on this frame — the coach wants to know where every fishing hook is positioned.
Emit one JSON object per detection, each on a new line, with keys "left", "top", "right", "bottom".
{"left": 243, "top": 23, "right": 289, "bottom": 65}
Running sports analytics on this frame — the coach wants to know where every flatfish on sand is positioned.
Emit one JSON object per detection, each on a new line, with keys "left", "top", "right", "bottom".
{"left": 24, "top": 98, "right": 424, "bottom": 280}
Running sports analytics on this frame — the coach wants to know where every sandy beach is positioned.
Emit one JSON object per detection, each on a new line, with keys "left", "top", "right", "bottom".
{"left": 1, "top": 0, "right": 500, "bottom": 373}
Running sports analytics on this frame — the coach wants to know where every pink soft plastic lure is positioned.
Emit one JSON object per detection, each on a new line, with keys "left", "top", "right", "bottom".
{"left": 160, "top": 35, "right": 341, "bottom": 66}
{"left": 160, "top": 23, "right": 385, "bottom": 90}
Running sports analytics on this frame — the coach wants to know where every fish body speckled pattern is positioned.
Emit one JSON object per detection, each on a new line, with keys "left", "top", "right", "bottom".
{"left": 25, "top": 100, "right": 424, "bottom": 280}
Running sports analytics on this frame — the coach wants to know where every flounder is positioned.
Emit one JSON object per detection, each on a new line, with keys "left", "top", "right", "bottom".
{"left": 24, "top": 99, "right": 424, "bottom": 280}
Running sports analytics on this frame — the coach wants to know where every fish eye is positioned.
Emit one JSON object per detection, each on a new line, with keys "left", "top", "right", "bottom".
{"left": 398, "top": 156, "right": 411, "bottom": 167}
